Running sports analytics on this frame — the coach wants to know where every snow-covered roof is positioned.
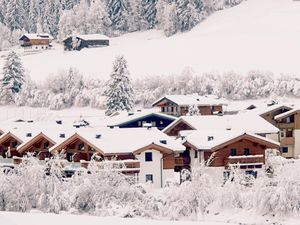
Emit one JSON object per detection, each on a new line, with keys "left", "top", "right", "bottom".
{"left": 184, "top": 130, "right": 279, "bottom": 151}
{"left": 20, "top": 33, "right": 53, "bottom": 40}
{"left": 152, "top": 94, "right": 228, "bottom": 107}
{"left": 76, "top": 34, "right": 109, "bottom": 41}
{"left": 254, "top": 104, "right": 293, "bottom": 116}
{"left": 164, "top": 114, "right": 279, "bottom": 134}
{"left": 50, "top": 127, "right": 185, "bottom": 154}
{"left": 107, "top": 112, "right": 176, "bottom": 127}
{"left": 274, "top": 108, "right": 300, "bottom": 120}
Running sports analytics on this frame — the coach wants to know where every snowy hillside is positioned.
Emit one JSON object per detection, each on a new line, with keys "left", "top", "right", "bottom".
{"left": 1, "top": 0, "right": 300, "bottom": 82}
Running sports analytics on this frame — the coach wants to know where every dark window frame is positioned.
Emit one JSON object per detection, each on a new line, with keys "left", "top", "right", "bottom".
{"left": 145, "top": 152, "right": 153, "bottom": 162}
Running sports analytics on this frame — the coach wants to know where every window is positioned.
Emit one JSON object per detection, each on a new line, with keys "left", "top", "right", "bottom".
{"left": 194, "top": 150, "right": 198, "bottom": 158}
{"left": 281, "top": 147, "right": 288, "bottom": 153}
{"left": 78, "top": 143, "right": 84, "bottom": 151}
{"left": 145, "top": 152, "right": 153, "bottom": 162}
{"left": 244, "top": 148, "right": 250, "bottom": 156}
{"left": 138, "top": 121, "right": 142, "bottom": 126}
{"left": 161, "top": 107, "right": 165, "bottom": 113}
{"left": 43, "top": 142, "right": 49, "bottom": 149}
{"left": 67, "top": 153, "right": 73, "bottom": 162}
{"left": 151, "top": 122, "right": 156, "bottom": 127}
{"left": 286, "top": 129, "right": 293, "bottom": 137}
{"left": 145, "top": 174, "right": 153, "bottom": 183}
{"left": 12, "top": 141, "right": 18, "bottom": 148}
{"left": 230, "top": 149, "right": 237, "bottom": 156}
{"left": 160, "top": 121, "right": 163, "bottom": 125}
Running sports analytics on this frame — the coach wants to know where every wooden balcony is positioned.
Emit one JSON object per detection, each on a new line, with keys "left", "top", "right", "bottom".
{"left": 278, "top": 123, "right": 295, "bottom": 129}
{"left": 80, "top": 159, "right": 140, "bottom": 173}
{"left": 225, "top": 155, "right": 264, "bottom": 169}
{"left": 174, "top": 157, "right": 190, "bottom": 166}
{"left": 281, "top": 137, "right": 295, "bottom": 145}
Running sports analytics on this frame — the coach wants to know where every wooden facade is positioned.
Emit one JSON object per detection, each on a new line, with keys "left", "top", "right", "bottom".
{"left": 17, "top": 133, "right": 55, "bottom": 160}
{"left": 153, "top": 96, "right": 224, "bottom": 117}
{"left": 164, "top": 120, "right": 194, "bottom": 137}
{"left": 0, "top": 133, "right": 22, "bottom": 158}
{"left": 19, "top": 34, "right": 52, "bottom": 49}
{"left": 184, "top": 134, "right": 279, "bottom": 169}
{"left": 51, "top": 133, "right": 104, "bottom": 162}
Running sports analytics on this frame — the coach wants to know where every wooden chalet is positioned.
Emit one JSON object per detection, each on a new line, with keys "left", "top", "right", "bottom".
{"left": 63, "top": 34, "right": 109, "bottom": 51}
{"left": 152, "top": 94, "right": 225, "bottom": 117}
{"left": 183, "top": 131, "right": 280, "bottom": 171}
{"left": 163, "top": 114, "right": 279, "bottom": 137}
{"left": 19, "top": 33, "right": 53, "bottom": 51}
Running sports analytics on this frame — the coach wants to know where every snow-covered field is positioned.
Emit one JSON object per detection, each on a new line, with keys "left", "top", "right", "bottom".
{"left": 0, "top": 211, "right": 299, "bottom": 225}
{"left": 0, "top": 212, "right": 235, "bottom": 225}
{"left": 1, "top": 0, "right": 299, "bottom": 82}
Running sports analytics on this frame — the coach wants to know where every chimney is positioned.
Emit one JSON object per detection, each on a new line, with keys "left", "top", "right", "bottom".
{"left": 207, "top": 136, "right": 214, "bottom": 141}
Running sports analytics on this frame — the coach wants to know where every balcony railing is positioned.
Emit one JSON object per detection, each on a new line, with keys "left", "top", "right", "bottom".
{"left": 281, "top": 137, "right": 295, "bottom": 145}
{"left": 174, "top": 157, "right": 190, "bottom": 166}
{"left": 225, "top": 155, "right": 264, "bottom": 168}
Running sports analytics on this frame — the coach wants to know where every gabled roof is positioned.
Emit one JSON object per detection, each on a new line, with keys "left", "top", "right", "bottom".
{"left": 107, "top": 112, "right": 176, "bottom": 127}
{"left": 76, "top": 34, "right": 109, "bottom": 41}
{"left": 274, "top": 108, "right": 300, "bottom": 120}
{"left": 49, "top": 127, "right": 185, "bottom": 155}
{"left": 19, "top": 33, "right": 53, "bottom": 40}
{"left": 184, "top": 131, "right": 279, "bottom": 151}
{"left": 50, "top": 132, "right": 105, "bottom": 155}
{"left": 0, "top": 131, "right": 24, "bottom": 145}
{"left": 17, "top": 132, "right": 57, "bottom": 153}
{"left": 152, "top": 94, "right": 227, "bottom": 107}
{"left": 163, "top": 114, "right": 279, "bottom": 135}
{"left": 257, "top": 104, "right": 293, "bottom": 116}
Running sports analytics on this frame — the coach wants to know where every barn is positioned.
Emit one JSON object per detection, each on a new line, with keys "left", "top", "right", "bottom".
{"left": 63, "top": 34, "right": 110, "bottom": 51}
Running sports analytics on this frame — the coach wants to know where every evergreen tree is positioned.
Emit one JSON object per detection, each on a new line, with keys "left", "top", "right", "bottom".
{"left": 105, "top": 0, "right": 128, "bottom": 31}
{"left": 105, "top": 56, "right": 134, "bottom": 116}
{"left": 141, "top": 0, "right": 158, "bottom": 29}
{"left": 1, "top": 51, "right": 25, "bottom": 95}
{"left": 175, "top": 0, "right": 203, "bottom": 32}
{"left": 187, "top": 104, "right": 200, "bottom": 116}
{"left": 5, "top": 0, "right": 25, "bottom": 31}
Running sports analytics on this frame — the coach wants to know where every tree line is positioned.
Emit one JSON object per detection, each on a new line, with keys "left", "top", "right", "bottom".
{"left": 1, "top": 51, "right": 300, "bottom": 113}
{"left": 0, "top": 0, "right": 243, "bottom": 50}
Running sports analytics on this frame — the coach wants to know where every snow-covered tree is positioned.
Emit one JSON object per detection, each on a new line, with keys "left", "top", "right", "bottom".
{"left": 187, "top": 104, "right": 200, "bottom": 116}
{"left": 105, "top": 55, "right": 134, "bottom": 115}
{"left": 141, "top": 0, "right": 158, "bottom": 29}
{"left": 105, "top": 0, "right": 129, "bottom": 31}
{"left": 175, "top": 0, "right": 204, "bottom": 32}
{"left": 1, "top": 51, "right": 25, "bottom": 103}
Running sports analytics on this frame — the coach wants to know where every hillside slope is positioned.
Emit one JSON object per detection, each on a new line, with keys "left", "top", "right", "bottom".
{"left": 1, "top": 0, "right": 300, "bottom": 81}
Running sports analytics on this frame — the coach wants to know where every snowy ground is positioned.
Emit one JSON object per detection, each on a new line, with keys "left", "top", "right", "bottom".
{"left": 1, "top": 0, "right": 300, "bottom": 82}
{"left": 0, "top": 211, "right": 236, "bottom": 225}
{"left": 0, "top": 211, "right": 299, "bottom": 225}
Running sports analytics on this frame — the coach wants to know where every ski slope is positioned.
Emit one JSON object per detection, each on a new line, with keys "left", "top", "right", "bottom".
{"left": 1, "top": 0, "right": 300, "bottom": 81}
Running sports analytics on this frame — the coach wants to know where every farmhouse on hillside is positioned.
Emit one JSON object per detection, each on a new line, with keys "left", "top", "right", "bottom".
{"left": 63, "top": 34, "right": 110, "bottom": 51}
{"left": 19, "top": 33, "right": 53, "bottom": 51}
{"left": 152, "top": 94, "right": 227, "bottom": 117}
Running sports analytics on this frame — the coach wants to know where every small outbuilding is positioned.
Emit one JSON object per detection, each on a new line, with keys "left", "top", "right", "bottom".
{"left": 63, "top": 34, "right": 110, "bottom": 51}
